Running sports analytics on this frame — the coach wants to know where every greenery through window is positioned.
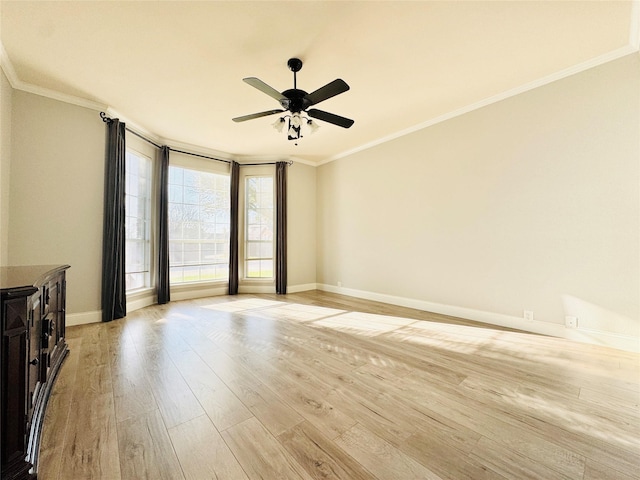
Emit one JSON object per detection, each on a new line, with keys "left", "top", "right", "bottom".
{"left": 168, "top": 166, "right": 230, "bottom": 284}
{"left": 245, "top": 176, "right": 274, "bottom": 278}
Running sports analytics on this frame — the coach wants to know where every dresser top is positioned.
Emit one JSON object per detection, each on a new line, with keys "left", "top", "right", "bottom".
{"left": 0, "top": 265, "right": 70, "bottom": 292}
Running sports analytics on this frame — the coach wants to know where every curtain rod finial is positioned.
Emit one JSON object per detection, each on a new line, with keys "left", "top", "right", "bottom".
{"left": 100, "top": 111, "right": 112, "bottom": 123}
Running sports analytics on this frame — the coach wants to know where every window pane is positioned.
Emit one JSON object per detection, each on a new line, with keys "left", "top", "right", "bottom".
{"left": 216, "top": 264, "right": 229, "bottom": 280}
{"left": 246, "top": 260, "right": 261, "bottom": 278}
{"left": 169, "top": 242, "right": 184, "bottom": 264}
{"left": 260, "top": 260, "right": 273, "bottom": 278}
{"left": 126, "top": 272, "right": 145, "bottom": 291}
{"left": 125, "top": 151, "right": 152, "bottom": 291}
{"left": 170, "top": 266, "right": 184, "bottom": 284}
{"left": 200, "top": 265, "right": 215, "bottom": 281}
{"left": 169, "top": 166, "right": 183, "bottom": 185}
{"left": 168, "top": 165, "right": 230, "bottom": 284}
{"left": 245, "top": 176, "right": 274, "bottom": 279}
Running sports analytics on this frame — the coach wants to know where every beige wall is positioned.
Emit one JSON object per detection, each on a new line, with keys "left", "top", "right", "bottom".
{"left": 317, "top": 53, "right": 639, "bottom": 343}
{"left": 10, "top": 91, "right": 104, "bottom": 315}
{"left": 0, "top": 69, "right": 12, "bottom": 266}
{"left": 287, "top": 161, "right": 316, "bottom": 288}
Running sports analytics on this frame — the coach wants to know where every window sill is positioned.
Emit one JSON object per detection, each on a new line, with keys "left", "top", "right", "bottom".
{"left": 126, "top": 287, "right": 154, "bottom": 299}
{"left": 170, "top": 280, "right": 228, "bottom": 291}
{"left": 241, "top": 278, "right": 275, "bottom": 284}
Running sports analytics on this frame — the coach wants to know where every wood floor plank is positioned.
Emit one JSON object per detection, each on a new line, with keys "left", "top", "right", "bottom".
{"left": 278, "top": 421, "right": 375, "bottom": 480}
{"left": 191, "top": 345, "right": 305, "bottom": 436}
{"left": 168, "top": 415, "right": 249, "bottom": 480}
{"left": 236, "top": 353, "right": 357, "bottom": 439}
{"left": 136, "top": 346, "right": 206, "bottom": 429}
{"left": 57, "top": 393, "right": 121, "bottom": 480}
{"left": 583, "top": 458, "right": 639, "bottom": 480}
{"left": 335, "top": 423, "right": 443, "bottom": 480}
{"left": 399, "top": 429, "right": 507, "bottom": 480}
{"left": 110, "top": 343, "right": 159, "bottom": 423}
{"left": 221, "top": 417, "right": 314, "bottom": 480}
{"left": 469, "top": 436, "right": 579, "bottom": 480}
{"left": 579, "top": 385, "right": 640, "bottom": 413}
{"left": 395, "top": 372, "right": 588, "bottom": 479}
{"left": 37, "top": 390, "right": 72, "bottom": 480}
{"left": 117, "top": 409, "right": 185, "bottom": 480}
{"left": 169, "top": 349, "right": 253, "bottom": 431}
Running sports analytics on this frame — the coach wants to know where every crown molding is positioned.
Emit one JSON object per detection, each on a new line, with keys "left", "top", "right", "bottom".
{"left": 0, "top": 42, "right": 20, "bottom": 88}
{"left": 14, "top": 81, "right": 107, "bottom": 112}
{"left": 105, "top": 107, "right": 164, "bottom": 146}
{"left": 284, "top": 156, "right": 316, "bottom": 167}
{"left": 321, "top": 45, "right": 639, "bottom": 166}
{"left": 1, "top": 40, "right": 107, "bottom": 111}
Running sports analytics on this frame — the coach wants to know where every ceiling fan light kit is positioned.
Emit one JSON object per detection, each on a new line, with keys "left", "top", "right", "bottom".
{"left": 233, "top": 58, "right": 354, "bottom": 144}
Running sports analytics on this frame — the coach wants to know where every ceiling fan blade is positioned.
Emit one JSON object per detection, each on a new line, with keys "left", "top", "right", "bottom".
{"left": 307, "top": 109, "right": 354, "bottom": 128}
{"left": 305, "top": 79, "right": 350, "bottom": 106}
{"left": 233, "top": 109, "right": 285, "bottom": 122}
{"left": 243, "top": 77, "right": 288, "bottom": 106}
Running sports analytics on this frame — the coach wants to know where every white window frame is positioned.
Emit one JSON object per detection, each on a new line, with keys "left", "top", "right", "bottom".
{"left": 240, "top": 167, "right": 275, "bottom": 282}
{"left": 168, "top": 152, "right": 231, "bottom": 286}
{"left": 124, "top": 147, "right": 153, "bottom": 293}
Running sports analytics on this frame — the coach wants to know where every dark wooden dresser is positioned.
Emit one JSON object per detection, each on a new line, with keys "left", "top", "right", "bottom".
{"left": 1, "top": 265, "right": 69, "bottom": 480}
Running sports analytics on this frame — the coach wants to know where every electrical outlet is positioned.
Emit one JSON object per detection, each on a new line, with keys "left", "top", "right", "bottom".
{"left": 337, "top": 281, "right": 342, "bottom": 287}
{"left": 565, "top": 316, "right": 578, "bottom": 328}
{"left": 523, "top": 310, "right": 534, "bottom": 321}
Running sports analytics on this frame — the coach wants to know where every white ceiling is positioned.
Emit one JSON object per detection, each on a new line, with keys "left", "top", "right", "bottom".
{"left": 1, "top": 1, "right": 638, "bottom": 164}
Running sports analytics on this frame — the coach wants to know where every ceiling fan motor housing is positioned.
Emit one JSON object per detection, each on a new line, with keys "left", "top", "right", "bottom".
{"left": 281, "top": 89, "right": 311, "bottom": 112}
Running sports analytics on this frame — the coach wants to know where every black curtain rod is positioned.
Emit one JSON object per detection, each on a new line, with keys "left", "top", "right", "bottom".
{"left": 241, "top": 161, "right": 293, "bottom": 166}
{"left": 100, "top": 112, "right": 293, "bottom": 167}
{"left": 100, "top": 112, "right": 230, "bottom": 164}
{"left": 128, "top": 128, "right": 163, "bottom": 149}
{"left": 169, "top": 148, "right": 231, "bottom": 164}
{"left": 100, "top": 112, "right": 162, "bottom": 149}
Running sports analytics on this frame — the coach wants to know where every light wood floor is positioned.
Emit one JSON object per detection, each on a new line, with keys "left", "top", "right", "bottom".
{"left": 38, "top": 291, "right": 639, "bottom": 480}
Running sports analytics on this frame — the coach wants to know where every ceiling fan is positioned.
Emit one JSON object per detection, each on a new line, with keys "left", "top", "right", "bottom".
{"left": 233, "top": 58, "right": 354, "bottom": 140}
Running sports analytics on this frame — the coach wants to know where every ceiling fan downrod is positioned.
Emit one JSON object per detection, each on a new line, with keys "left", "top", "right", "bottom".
{"left": 287, "top": 58, "right": 303, "bottom": 90}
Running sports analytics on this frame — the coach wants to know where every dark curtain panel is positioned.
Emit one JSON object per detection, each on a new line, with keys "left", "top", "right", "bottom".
{"left": 157, "top": 146, "right": 171, "bottom": 304}
{"left": 228, "top": 161, "right": 240, "bottom": 295}
{"left": 275, "top": 161, "right": 288, "bottom": 294}
{"left": 101, "top": 119, "right": 127, "bottom": 322}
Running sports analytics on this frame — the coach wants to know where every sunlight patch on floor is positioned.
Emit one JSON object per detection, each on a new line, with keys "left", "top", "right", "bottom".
{"left": 385, "top": 325, "right": 517, "bottom": 356}
{"left": 201, "top": 298, "right": 283, "bottom": 312}
{"left": 263, "top": 303, "right": 346, "bottom": 322}
{"left": 310, "top": 311, "right": 416, "bottom": 337}
{"left": 243, "top": 303, "right": 347, "bottom": 322}
{"left": 499, "top": 388, "right": 640, "bottom": 450}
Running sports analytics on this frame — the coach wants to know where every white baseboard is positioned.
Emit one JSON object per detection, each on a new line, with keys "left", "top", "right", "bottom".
{"left": 287, "top": 283, "right": 318, "bottom": 293}
{"left": 127, "top": 294, "right": 156, "bottom": 313}
{"left": 66, "top": 310, "right": 102, "bottom": 326}
{"left": 316, "top": 284, "right": 639, "bottom": 353}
